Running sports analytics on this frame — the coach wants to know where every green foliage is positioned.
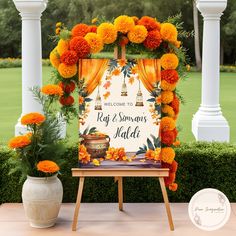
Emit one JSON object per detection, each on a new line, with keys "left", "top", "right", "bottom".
{"left": 1, "top": 142, "right": 236, "bottom": 203}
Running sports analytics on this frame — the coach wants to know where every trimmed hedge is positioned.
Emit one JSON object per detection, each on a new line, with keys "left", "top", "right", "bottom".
{"left": 0, "top": 142, "right": 236, "bottom": 203}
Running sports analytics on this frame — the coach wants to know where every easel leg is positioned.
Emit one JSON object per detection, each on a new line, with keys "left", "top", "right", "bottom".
{"left": 159, "top": 177, "right": 174, "bottom": 231}
{"left": 72, "top": 177, "right": 85, "bottom": 231}
{"left": 118, "top": 177, "right": 123, "bottom": 211}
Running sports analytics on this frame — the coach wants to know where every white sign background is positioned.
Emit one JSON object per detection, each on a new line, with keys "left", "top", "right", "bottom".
{"left": 81, "top": 70, "right": 159, "bottom": 152}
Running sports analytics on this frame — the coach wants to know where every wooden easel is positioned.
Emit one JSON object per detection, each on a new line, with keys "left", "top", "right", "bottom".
{"left": 71, "top": 168, "right": 174, "bottom": 231}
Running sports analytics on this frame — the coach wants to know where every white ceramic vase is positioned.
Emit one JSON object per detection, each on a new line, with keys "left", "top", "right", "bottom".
{"left": 22, "top": 175, "right": 63, "bottom": 228}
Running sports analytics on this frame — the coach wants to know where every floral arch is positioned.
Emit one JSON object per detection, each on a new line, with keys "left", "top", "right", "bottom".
{"left": 47, "top": 15, "right": 190, "bottom": 191}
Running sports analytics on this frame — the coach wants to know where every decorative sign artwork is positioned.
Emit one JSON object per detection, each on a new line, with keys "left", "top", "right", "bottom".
{"left": 78, "top": 59, "right": 161, "bottom": 168}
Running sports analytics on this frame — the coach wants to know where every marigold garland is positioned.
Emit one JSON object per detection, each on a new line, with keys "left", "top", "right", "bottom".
{"left": 161, "top": 129, "right": 177, "bottom": 146}
{"left": 160, "top": 117, "right": 176, "bottom": 131}
{"left": 60, "top": 50, "right": 78, "bottom": 66}
{"left": 162, "top": 104, "right": 175, "bottom": 117}
{"left": 59, "top": 95, "right": 74, "bottom": 106}
{"left": 59, "top": 81, "right": 76, "bottom": 94}
{"left": 97, "top": 23, "right": 117, "bottom": 44}
{"left": 127, "top": 25, "right": 148, "bottom": 43}
{"left": 21, "top": 112, "right": 45, "bottom": 125}
{"left": 161, "top": 91, "right": 174, "bottom": 104}
{"left": 8, "top": 135, "right": 31, "bottom": 149}
{"left": 161, "top": 80, "right": 177, "bottom": 91}
{"left": 84, "top": 32, "right": 104, "bottom": 53}
{"left": 170, "top": 95, "right": 180, "bottom": 115}
{"left": 57, "top": 39, "right": 69, "bottom": 56}
{"left": 161, "top": 69, "right": 179, "bottom": 84}
{"left": 41, "top": 84, "right": 63, "bottom": 97}
{"left": 114, "top": 15, "right": 135, "bottom": 33}
{"left": 143, "top": 30, "right": 162, "bottom": 49}
{"left": 58, "top": 63, "right": 77, "bottom": 79}
{"left": 160, "top": 53, "right": 179, "bottom": 70}
{"left": 71, "top": 23, "right": 90, "bottom": 37}
{"left": 37, "top": 160, "right": 60, "bottom": 173}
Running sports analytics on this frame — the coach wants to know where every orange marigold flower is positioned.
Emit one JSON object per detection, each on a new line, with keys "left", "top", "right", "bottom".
{"left": 114, "top": 15, "right": 135, "bottom": 33}
{"left": 164, "top": 172, "right": 176, "bottom": 186}
{"left": 173, "top": 140, "right": 181, "bottom": 147}
{"left": 143, "top": 30, "right": 162, "bottom": 50}
{"left": 58, "top": 63, "right": 77, "bottom": 79}
{"left": 59, "top": 81, "right": 76, "bottom": 93}
{"left": 112, "top": 68, "right": 121, "bottom": 76}
{"left": 41, "top": 84, "right": 63, "bottom": 96}
{"left": 119, "top": 36, "right": 129, "bottom": 46}
{"left": 161, "top": 147, "right": 175, "bottom": 164}
{"left": 21, "top": 112, "right": 45, "bottom": 125}
{"left": 161, "top": 129, "right": 177, "bottom": 146}
{"left": 79, "top": 144, "right": 91, "bottom": 164}
{"left": 161, "top": 91, "right": 174, "bottom": 104}
{"left": 138, "top": 16, "right": 160, "bottom": 31}
{"left": 69, "top": 36, "right": 90, "bottom": 58}
{"left": 71, "top": 23, "right": 90, "bottom": 37}
{"left": 88, "top": 25, "right": 97, "bottom": 33}
{"left": 49, "top": 48, "right": 60, "bottom": 69}
{"left": 173, "top": 40, "right": 181, "bottom": 48}
{"left": 79, "top": 96, "right": 84, "bottom": 105}
{"left": 162, "top": 105, "right": 175, "bottom": 117}
{"left": 59, "top": 95, "right": 74, "bottom": 106}
{"left": 160, "top": 53, "right": 179, "bottom": 70}
{"left": 117, "top": 147, "right": 127, "bottom": 161}
{"left": 106, "top": 147, "right": 118, "bottom": 161}
{"left": 37, "top": 160, "right": 60, "bottom": 173}
{"left": 8, "top": 135, "right": 31, "bottom": 149}
{"left": 162, "top": 160, "right": 178, "bottom": 173}
{"left": 160, "top": 23, "right": 178, "bottom": 42}
{"left": 60, "top": 50, "right": 78, "bottom": 66}
{"left": 145, "top": 148, "right": 161, "bottom": 161}
{"left": 57, "top": 39, "right": 69, "bottom": 56}
{"left": 160, "top": 117, "right": 176, "bottom": 131}
{"left": 169, "top": 183, "right": 178, "bottom": 191}
{"left": 170, "top": 95, "right": 180, "bottom": 114}
{"left": 97, "top": 23, "right": 117, "bottom": 44}
{"left": 161, "top": 69, "right": 179, "bottom": 84}
{"left": 55, "top": 28, "right": 61, "bottom": 35}
{"left": 84, "top": 33, "right": 104, "bottom": 53}
{"left": 161, "top": 80, "right": 177, "bottom": 91}
{"left": 127, "top": 25, "right": 148, "bottom": 43}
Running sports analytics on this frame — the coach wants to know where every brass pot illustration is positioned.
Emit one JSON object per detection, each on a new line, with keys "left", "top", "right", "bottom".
{"left": 81, "top": 134, "right": 110, "bottom": 158}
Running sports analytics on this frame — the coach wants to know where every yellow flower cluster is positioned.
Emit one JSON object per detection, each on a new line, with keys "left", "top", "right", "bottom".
{"left": 114, "top": 15, "right": 135, "bottom": 33}
{"left": 127, "top": 25, "right": 148, "bottom": 43}
{"left": 160, "top": 53, "right": 179, "bottom": 70}
{"left": 84, "top": 33, "right": 103, "bottom": 53}
{"left": 97, "top": 23, "right": 117, "bottom": 44}
{"left": 58, "top": 63, "right": 77, "bottom": 78}
{"left": 57, "top": 39, "right": 69, "bottom": 55}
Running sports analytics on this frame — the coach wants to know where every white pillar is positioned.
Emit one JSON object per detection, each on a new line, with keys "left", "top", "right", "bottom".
{"left": 192, "top": 0, "right": 230, "bottom": 142}
{"left": 13, "top": 0, "right": 47, "bottom": 135}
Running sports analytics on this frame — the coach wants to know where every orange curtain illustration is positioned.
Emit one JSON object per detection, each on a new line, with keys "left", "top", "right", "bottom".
{"left": 78, "top": 59, "right": 109, "bottom": 95}
{"left": 137, "top": 59, "right": 161, "bottom": 92}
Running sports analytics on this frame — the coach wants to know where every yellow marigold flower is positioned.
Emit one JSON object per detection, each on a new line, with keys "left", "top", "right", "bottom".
{"left": 161, "top": 91, "right": 174, "bottom": 104}
{"left": 127, "top": 25, "right": 148, "bottom": 43}
{"left": 56, "top": 22, "right": 62, "bottom": 28}
{"left": 173, "top": 40, "right": 181, "bottom": 48}
{"left": 84, "top": 33, "right": 104, "bottom": 53}
{"left": 57, "top": 39, "right": 69, "bottom": 56}
{"left": 161, "top": 147, "right": 175, "bottom": 164}
{"left": 160, "top": 23, "right": 178, "bottom": 42}
{"left": 41, "top": 84, "right": 63, "bottom": 96}
{"left": 162, "top": 105, "right": 175, "bottom": 117}
{"left": 37, "top": 160, "right": 60, "bottom": 173}
{"left": 97, "top": 23, "right": 117, "bottom": 44}
{"left": 55, "top": 28, "right": 61, "bottom": 35}
{"left": 91, "top": 18, "right": 98, "bottom": 24}
{"left": 145, "top": 148, "right": 160, "bottom": 161}
{"left": 21, "top": 112, "right": 45, "bottom": 125}
{"left": 160, "top": 53, "right": 179, "bottom": 70}
{"left": 160, "top": 117, "right": 176, "bottom": 131}
{"left": 79, "top": 144, "right": 91, "bottom": 164}
{"left": 58, "top": 63, "right": 77, "bottom": 79}
{"left": 92, "top": 159, "right": 100, "bottom": 166}
{"left": 161, "top": 80, "right": 177, "bottom": 91}
{"left": 49, "top": 48, "right": 60, "bottom": 69}
{"left": 186, "top": 64, "right": 191, "bottom": 71}
{"left": 8, "top": 135, "right": 31, "bottom": 149}
{"left": 114, "top": 15, "right": 135, "bottom": 33}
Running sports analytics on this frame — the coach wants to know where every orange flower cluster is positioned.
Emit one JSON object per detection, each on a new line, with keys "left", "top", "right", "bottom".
{"left": 37, "top": 160, "right": 60, "bottom": 173}
{"left": 41, "top": 84, "right": 63, "bottom": 97}
{"left": 69, "top": 36, "right": 90, "bottom": 58}
{"left": 8, "top": 135, "right": 31, "bottom": 149}
{"left": 162, "top": 161, "right": 178, "bottom": 191}
{"left": 21, "top": 112, "right": 45, "bottom": 125}
{"left": 145, "top": 148, "right": 161, "bottom": 161}
{"left": 79, "top": 144, "right": 91, "bottom": 164}
{"left": 58, "top": 81, "right": 76, "bottom": 94}
{"left": 60, "top": 50, "right": 78, "bottom": 66}
{"left": 106, "top": 147, "right": 127, "bottom": 161}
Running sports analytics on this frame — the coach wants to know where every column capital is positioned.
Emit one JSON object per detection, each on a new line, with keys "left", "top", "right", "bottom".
{"left": 196, "top": 0, "right": 227, "bottom": 20}
{"left": 13, "top": 0, "right": 48, "bottom": 20}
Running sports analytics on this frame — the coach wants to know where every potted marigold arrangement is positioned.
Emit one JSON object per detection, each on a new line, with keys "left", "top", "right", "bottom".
{"left": 8, "top": 85, "right": 66, "bottom": 228}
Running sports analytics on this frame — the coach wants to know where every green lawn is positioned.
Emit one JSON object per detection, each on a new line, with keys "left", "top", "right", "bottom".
{"left": 0, "top": 67, "right": 235, "bottom": 144}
